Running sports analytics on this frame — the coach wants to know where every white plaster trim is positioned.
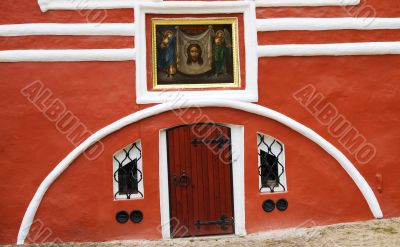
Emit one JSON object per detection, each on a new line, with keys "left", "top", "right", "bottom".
{"left": 228, "top": 124, "right": 246, "bottom": 236}
{"left": 0, "top": 49, "right": 135, "bottom": 62}
{"left": 38, "top": 0, "right": 359, "bottom": 12}
{"left": 253, "top": 0, "right": 360, "bottom": 7}
{"left": 3, "top": 18, "right": 399, "bottom": 37}
{"left": 3, "top": 41, "right": 400, "bottom": 63}
{"left": 134, "top": 1, "right": 258, "bottom": 103}
{"left": 256, "top": 18, "right": 400, "bottom": 31}
{"left": 0, "top": 23, "right": 135, "bottom": 36}
{"left": 17, "top": 99, "right": 382, "bottom": 244}
{"left": 38, "top": 0, "right": 161, "bottom": 12}
{"left": 38, "top": 0, "right": 259, "bottom": 12}
{"left": 159, "top": 124, "right": 246, "bottom": 239}
{"left": 137, "top": 1, "right": 252, "bottom": 13}
{"left": 159, "top": 130, "right": 171, "bottom": 239}
{"left": 258, "top": 42, "right": 400, "bottom": 57}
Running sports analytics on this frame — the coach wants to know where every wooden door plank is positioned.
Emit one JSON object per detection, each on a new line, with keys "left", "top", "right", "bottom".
{"left": 206, "top": 127, "right": 216, "bottom": 229}
{"left": 212, "top": 130, "right": 221, "bottom": 224}
{"left": 189, "top": 127, "right": 200, "bottom": 236}
{"left": 222, "top": 127, "right": 234, "bottom": 232}
{"left": 167, "top": 124, "right": 234, "bottom": 237}
{"left": 179, "top": 127, "right": 190, "bottom": 236}
{"left": 173, "top": 129, "right": 184, "bottom": 237}
{"left": 196, "top": 126, "right": 207, "bottom": 235}
{"left": 183, "top": 126, "right": 194, "bottom": 235}
{"left": 217, "top": 128, "right": 228, "bottom": 232}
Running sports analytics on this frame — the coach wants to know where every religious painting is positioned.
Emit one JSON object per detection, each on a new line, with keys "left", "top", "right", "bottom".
{"left": 151, "top": 18, "right": 239, "bottom": 89}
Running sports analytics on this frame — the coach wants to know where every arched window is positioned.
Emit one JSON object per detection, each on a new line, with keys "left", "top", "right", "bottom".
{"left": 257, "top": 133, "right": 287, "bottom": 193}
{"left": 113, "top": 140, "right": 144, "bottom": 200}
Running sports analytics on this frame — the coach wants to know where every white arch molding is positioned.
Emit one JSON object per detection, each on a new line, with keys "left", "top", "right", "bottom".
{"left": 17, "top": 99, "right": 383, "bottom": 244}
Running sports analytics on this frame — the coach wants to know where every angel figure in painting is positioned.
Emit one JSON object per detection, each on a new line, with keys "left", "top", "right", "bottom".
{"left": 213, "top": 29, "right": 231, "bottom": 76}
{"left": 158, "top": 30, "right": 177, "bottom": 77}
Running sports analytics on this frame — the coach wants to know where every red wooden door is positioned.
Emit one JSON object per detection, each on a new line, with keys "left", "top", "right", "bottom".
{"left": 167, "top": 123, "right": 234, "bottom": 238}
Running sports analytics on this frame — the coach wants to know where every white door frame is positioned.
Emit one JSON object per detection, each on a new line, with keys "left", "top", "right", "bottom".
{"left": 158, "top": 123, "right": 246, "bottom": 239}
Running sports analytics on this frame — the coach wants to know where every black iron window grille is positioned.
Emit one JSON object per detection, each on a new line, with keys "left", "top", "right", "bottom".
{"left": 113, "top": 142, "right": 144, "bottom": 199}
{"left": 257, "top": 133, "right": 286, "bottom": 193}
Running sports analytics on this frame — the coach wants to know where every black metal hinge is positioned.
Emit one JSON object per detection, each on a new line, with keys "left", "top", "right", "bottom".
{"left": 194, "top": 215, "right": 234, "bottom": 230}
{"left": 191, "top": 132, "right": 230, "bottom": 149}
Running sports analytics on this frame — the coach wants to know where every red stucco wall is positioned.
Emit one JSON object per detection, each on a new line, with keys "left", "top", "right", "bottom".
{"left": 0, "top": 0, "right": 399, "bottom": 244}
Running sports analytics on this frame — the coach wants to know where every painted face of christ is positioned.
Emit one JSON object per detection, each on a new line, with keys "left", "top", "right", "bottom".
{"left": 190, "top": 46, "right": 200, "bottom": 61}
{"left": 186, "top": 43, "right": 203, "bottom": 65}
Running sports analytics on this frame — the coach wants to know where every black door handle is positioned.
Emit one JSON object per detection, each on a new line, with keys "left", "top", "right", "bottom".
{"left": 172, "top": 171, "right": 190, "bottom": 187}
{"left": 179, "top": 171, "right": 190, "bottom": 187}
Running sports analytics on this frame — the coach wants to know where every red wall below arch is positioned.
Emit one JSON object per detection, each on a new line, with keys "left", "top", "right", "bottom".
{"left": 23, "top": 109, "right": 372, "bottom": 243}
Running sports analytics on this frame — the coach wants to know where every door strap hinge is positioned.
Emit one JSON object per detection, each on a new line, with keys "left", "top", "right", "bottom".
{"left": 194, "top": 215, "right": 234, "bottom": 230}
{"left": 191, "top": 132, "right": 230, "bottom": 149}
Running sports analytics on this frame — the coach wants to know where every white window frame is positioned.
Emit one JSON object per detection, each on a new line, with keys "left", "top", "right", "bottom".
{"left": 112, "top": 140, "right": 145, "bottom": 200}
{"left": 134, "top": 1, "right": 258, "bottom": 104}
{"left": 257, "top": 133, "right": 287, "bottom": 193}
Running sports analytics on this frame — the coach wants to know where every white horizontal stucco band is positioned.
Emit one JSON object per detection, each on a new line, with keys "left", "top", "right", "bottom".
{"left": 253, "top": 0, "right": 360, "bottom": 7}
{"left": 17, "top": 99, "right": 383, "bottom": 244}
{"left": 38, "top": 0, "right": 246, "bottom": 12}
{"left": 0, "top": 23, "right": 135, "bottom": 36}
{"left": 257, "top": 42, "right": 400, "bottom": 57}
{"left": 0, "top": 49, "right": 136, "bottom": 62}
{"left": 38, "top": 0, "right": 161, "bottom": 12}
{"left": 2, "top": 42, "right": 400, "bottom": 62}
{"left": 1, "top": 18, "right": 400, "bottom": 37}
{"left": 256, "top": 18, "right": 400, "bottom": 31}
{"left": 37, "top": 0, "right": 360, "bottom": 12}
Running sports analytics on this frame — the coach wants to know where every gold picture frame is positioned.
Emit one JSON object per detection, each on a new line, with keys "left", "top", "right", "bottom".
{"left": 151, "top": 18, "right": 240, "bottom": 89}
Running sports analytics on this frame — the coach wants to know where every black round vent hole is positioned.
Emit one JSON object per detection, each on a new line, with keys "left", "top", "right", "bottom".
{"left": 115, "top": 210, "right": 129, "bottom": 224}
{"left": 276, "top": 198, "right": 288, "bottom": 211}
{"left": 262, "top": 199, "right": 275, "bottom": 212}
{"left": 130, "top": 210, "right": 143, "bottom": 223}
